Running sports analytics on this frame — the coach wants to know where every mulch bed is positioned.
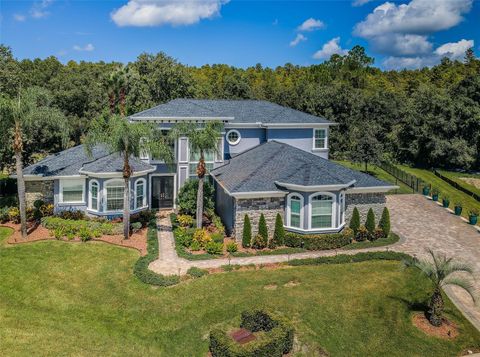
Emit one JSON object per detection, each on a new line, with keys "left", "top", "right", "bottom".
{"left": 1, "top": 222, "right": 148, "bottom": 256}
{"left": 412, "top": 313, "right": 459, "bottom": 339}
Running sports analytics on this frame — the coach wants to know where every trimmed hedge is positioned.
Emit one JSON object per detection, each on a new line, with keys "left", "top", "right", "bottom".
{"left": 209, "top": 309, "right": 294, "bottom": 357}
{"left": 288, "top": 251, "right": 413, "bottom": 266}
{"left": 133, "top": 219, "right": 180, "bottom": 286}
{"left": 284, "top": 228, "right": 353, "bottom": 250}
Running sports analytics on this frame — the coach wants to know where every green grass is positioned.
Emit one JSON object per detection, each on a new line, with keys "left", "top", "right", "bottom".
{"left": 0, "top": 228, "right": 479, "bottom": 356}
{"left": 335, "top": 161, "right": 412, "bottom": 194}
{"left": 399, "top": 165, "right": 480, "bottom": 222}
{"left": 342, "top": 233, "right": 400, "bottom": 250}
{"left": 437, "top": 170, "right": 480, "bottom": 197}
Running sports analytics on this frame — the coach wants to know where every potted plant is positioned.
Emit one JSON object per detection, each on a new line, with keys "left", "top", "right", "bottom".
{"left": 469, "top": 209, "right": 479, "bottom": 225}
{"left": 454, "top": 202, "right": 463, "bottom": 216}
{"left": 431, "top": 188, "right": 439, "bottom": 202}
{"left": 442, "top": 196, "right": 450, "bottom": 208}
{"left": 422, "top": 184, "right": 430, "bottom": 196}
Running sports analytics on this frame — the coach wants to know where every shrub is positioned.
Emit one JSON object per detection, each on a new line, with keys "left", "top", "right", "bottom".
{"left": 190, "top": 240, "right": 201, "bottom": 251}
{"left": 56, "top": 210, "right": 85, "bottom": 221}
{"left": 251, "top": 233, "right": 267, "bottom": 250}
{"left": 284, "top": 230, "right": 352, "bottom": 250}
{"left": 78, "top": 227, "right": 92, "bottom": 242}
{"left": 53, "top": 227, "right": 65, "bottom": 240}
{"left": 226, "top": 242, "right": 238, "bottom": 253}
{"left": 342, "top": 227, "right": 354, "bottom": 241}
{"left": 349, "top": 207, "right": 360, "bottom": 234}
{"left": 130, "top": 222, "right": 142, "bottom": 234}
{"left": 288, "top": 251, "right": 413, "bottom": 266}
{"left": 174, "top": 227, "right": 194, "bottom": 247}
{"left": 205, "top": 241, "right": 223, "bottom": 255}
{"left": 41, "top": 217, "right": 121, "bottom": 239}
{"left": 271, "top": 213, "right": 285, "bottom": 248}
{"left": 177, "top": 214, "right": 194, "bottom": 228}
{"left": 378, "top": 207, "right": 390, "bottom": 237}
{"left": 8, "top": 207, "right": 20, "bottom": 224}
{"left": 187, "top": 267, "right": 209, "bottom": 278}
{"left": 365, "top": 208, "right": 375, "bottom": 234}
{"left": 371, "top": 227, "right": 385, "bottom": 241}
{"left": 258, "top": 213, "right": 268, "bottom": 241}
{"left": 211, "top": 232, "right": 224, "bottom": 244}
{"left": 130, "top": 210, "right": 156, "bottom": 228}
{"left": 211, "top": 214, "right": 225, "bottom": 235}
{"left": 355, "top": 225, "right": 369, "bottom": 242}
{"left": 176, "top": 179, "right": 214, "bottom": 216}
{"left": 242, "top": 214, "right": 252, "bottom": 248}
{"left": 0, "top": 207, "right": 10, "bottom": 223}
{"left": 193, "top": 228, "right": 211, "bottom": 247}
{"left": 133, "top": 219, "right": 180, "bottom": 286}
{"left": 33, "top": 200, "right": 45, "bottom": 210}
{"left": 209, "top": 310, "right": 294, "bottom": 357}
{"left": 39, "top": 204, "right": 54, "bottom": 218}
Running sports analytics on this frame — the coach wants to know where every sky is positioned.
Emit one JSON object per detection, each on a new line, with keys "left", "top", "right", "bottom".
{"left": 1, "top": 0, "right": 479, "bottom": 70}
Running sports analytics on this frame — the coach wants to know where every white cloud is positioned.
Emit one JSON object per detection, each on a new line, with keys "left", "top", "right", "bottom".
{"left": 435, "top": 39, "right": 474, "bottom": 60}
{"left": 371, "top": 34, "right": 432, "bottom": 56}
{"left": 13, "top": 14, "right": 26, "bottom": 22}
{"left": 313, "top": 37, "right": 348, "bottom": 60}
{"left": 297, "top": 18, "right": 325, "bottom": 32}
{"left": 30, "top": 0, "right": 53, "bottom": 19}
{"left": 290, "top": 34, "right": 307, "bottom": 47}
{"left": 383, "top": 56, "right": 436, "bottom": 70}
{"left": 73, "top": 43, "right": 95, "bottom": 52}
{"left": 111, "top": 0, "right": 229, "bottom": 27}
{"left": 352, "top": 0, "right": 374, "bottom": 6}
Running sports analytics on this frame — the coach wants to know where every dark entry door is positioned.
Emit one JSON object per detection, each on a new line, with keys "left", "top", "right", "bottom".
{"left": 151, "top": 176, "right": 174, "bottom": 209}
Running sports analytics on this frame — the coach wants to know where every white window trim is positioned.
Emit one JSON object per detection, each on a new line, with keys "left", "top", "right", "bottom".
{"left": 340, "top": 191, "right": 346, "bottom": 225}
{"left": 104, "top": 178, "right": 127, "bottom": 213}
{"left": 285, "top": 192, "right": 304, "bottom": 230}
{"left": 308, "top": 192, "right": 336, "bottom": 231}
{"left": 88, "top": 179, "right": 100, "bottom": 211}
{"left": 226, "top": 129, "right": 241, "bottom": 146}
{"left": 59, "top": 178, "right": 86, "bottom": 204}
{"left": 312, "top": 128, "right": 328, "bottom": 151}
{"left": 149, "top": 174, "right": 177, "bottom": 209}
{"left": 134, "top": 178, "right": 147, "bottom": 210}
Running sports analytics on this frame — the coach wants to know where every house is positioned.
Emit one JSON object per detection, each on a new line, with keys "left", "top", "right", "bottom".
{"left": 22, "top": 99, "right": 396, "bottom": 237}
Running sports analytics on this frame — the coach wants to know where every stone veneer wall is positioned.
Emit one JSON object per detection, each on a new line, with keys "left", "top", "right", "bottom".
{"left": 345, "top": 192, "right": 386, "bottom": 224}
{"left": 234, "top": 197, "right": 284, "bottom": 241}
{"left": 25, "top": 180, "right": 54, "bottom": 208}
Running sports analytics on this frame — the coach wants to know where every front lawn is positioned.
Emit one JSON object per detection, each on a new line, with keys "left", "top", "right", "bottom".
{"left": 0, "top": 228, "right": 479, "bottom": 356}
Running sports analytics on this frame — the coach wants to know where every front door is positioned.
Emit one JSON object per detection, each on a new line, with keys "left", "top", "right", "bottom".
{"left": 151, "top": 176, "right": 174, "bottom": 209}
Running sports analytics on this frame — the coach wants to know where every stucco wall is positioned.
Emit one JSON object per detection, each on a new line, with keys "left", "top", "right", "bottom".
{"left": 345, "top": 192, "right": 386, "bottom": 225}
{"left": 266, "top": 128, "right": 329, "bottom": 159}
{"left": 25, "top": 180, "right": 54, "bottom": 207}
{"left": 233, "top": 197, "right": 284, "bottom": 242}
{"left": 214, "top": 182, "right": 235, "bottom": 236}
{"left": 224, "top": 128, "right": 266, "bottom": 158}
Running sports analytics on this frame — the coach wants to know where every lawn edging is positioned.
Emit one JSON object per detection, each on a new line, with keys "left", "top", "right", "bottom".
{"left": 288, "top": 251, "right": 413, "bottom": 266}
{"left": 133, "top": 219, "right": 180, "bottom": 287}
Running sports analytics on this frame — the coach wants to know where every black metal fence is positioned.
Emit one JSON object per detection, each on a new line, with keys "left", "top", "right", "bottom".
{"left": 378, "top": 162, "right": 428, "bottom": 193}
{"left": 434, "top": 170, "right": 480, "bottom": 203}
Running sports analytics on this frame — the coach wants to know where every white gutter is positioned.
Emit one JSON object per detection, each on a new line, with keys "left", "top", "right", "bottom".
{"left": 129, "top": 116, "right": 234, "bottom": 121}
{"left": 346, "top": 186, "right": 399, "bottom": 193}
{"left": 274, "top": 180, "right": 356, "bottom": 192}
{"left": 78, "top": 168, "right": 155, "bottom": 178}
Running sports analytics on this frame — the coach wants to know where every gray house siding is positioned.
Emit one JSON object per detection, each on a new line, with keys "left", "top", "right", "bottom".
{"left": 224, "top": 128, "right": 266, "bottom": 158}
{"left": 266, "top": 128, "right": 328, "bottom": 159}
{"left": 214, "top": 182, "right": 235, "bottom": 235}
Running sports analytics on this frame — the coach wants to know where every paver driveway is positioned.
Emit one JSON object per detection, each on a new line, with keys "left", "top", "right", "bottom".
{"left": 387, "top": 194, "right": 480, "bottom": 331}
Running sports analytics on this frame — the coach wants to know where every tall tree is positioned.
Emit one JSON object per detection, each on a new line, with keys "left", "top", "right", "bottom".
{"left": 84, "top": 114, "right": 173, "bottom": 239}
{"left": 171, "top": 121, "right": 223, "bottom": 228}
{"left": 0, "top": 87, "right": 69, "bottom": 237}
{"left": 404, "top": 250, "right": 475, "bottom": 327}
{"left": 350, "top": 123, "right": 382, "bottom": 172}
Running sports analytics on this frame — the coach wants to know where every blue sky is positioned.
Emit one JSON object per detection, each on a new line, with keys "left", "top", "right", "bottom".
{"left": 1, "top": 0, "right": 479, "bottom": 69}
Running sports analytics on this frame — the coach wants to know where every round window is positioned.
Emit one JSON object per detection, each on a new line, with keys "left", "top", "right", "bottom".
{"left": 226, "top": 130, "right": 241, "bottom": 145}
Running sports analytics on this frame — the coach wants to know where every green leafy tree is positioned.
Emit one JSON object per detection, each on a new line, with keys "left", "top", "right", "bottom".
{"left": 171, "top": 121, "right": 223, "bottom": 228}
{"left": 271, "top": 213, "right": 285, "bottom": 248}
{"left": 350, "top": 123, "right": 382, "bottom": 172}
{"left": 365, "top": 208, "right": 376, "bottom": 234}
{"left": 404, "top": 250, "right": 475, "bottom": 327}
{"left": 84, "top": 114, "right": 173, "bottom": 239}
{"left": 0, "top": 87, "right": 69, "bottom": 237}
{"left": 176, "top": 180, "right": 214, "bottom": 216}
{"left": 242, "top": 214, "right": 252, "bottom": 248}
{"left": 258, "top": 213, "right": 268, "bottom": 241}
{"left": 349, "top": 207, "right": 360, "bottom": 235}
{"left": 379, "top": 207, "right": 390, "bottom": 237}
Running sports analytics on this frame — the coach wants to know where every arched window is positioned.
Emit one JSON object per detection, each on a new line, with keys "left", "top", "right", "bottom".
{"left": 287, "top": 193, "right": 303, "bottom": 229}
{"left": 105, "top": 179, "right": 124, "bottom": 211}
{"left": 135, "top": 179, "right": 146, "bottom": 209}
{"left": 310, "top": 193, "right": 335, "bottom": 229}
{"left": 89, "top": 180, "right": 99, "bottom": 211}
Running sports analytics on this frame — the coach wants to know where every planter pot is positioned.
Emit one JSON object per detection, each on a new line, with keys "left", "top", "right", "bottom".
{"left": 432, "top": 194, "right": 439, "bottom": 202}
{"left": 422, "top": 187, "right": 430, "bottom": 196}
{"left": 469, "top": 215, "right": 478, "bottom": 225}
{"left": 442, "top": 199, "right": 450, "bottom": 208}
{"left": 454, "top": 206, "right": 463, "bottom": 216}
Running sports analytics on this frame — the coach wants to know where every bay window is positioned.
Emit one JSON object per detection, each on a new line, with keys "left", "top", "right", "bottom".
{"left": 286, "top": 193, "right": 303, "bottom": 229}
{"left": 310, "top": 194, "right": 334, "bottom": 229}
{"left": 105, "top": 180, "right": 124, "bottom": 211}
{"left": 135, "top": 179, "right": 146, "bottom": 209}
{"left": 89, "top": 180, "right": 99, "bottom": 211}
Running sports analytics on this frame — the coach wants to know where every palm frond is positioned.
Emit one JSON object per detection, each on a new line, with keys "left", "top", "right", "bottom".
{"left": 442, "top": 277, "right": 477, "bottom": 303}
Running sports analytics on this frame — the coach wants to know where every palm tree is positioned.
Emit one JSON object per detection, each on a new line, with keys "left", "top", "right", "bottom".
{"left": 84, "top": 114, "right": 173, "bottom": 239}
{"left": 405, "top": 249, "right": 476, "bottom": 327}
{"left": 107, "top": 66, "right": 129, "bottom": 116}
{"left": 171, "top": 121, "right": 223, "bottom": 228}
{"left": 0, "top": 87, "right": 68, "bottom": 238}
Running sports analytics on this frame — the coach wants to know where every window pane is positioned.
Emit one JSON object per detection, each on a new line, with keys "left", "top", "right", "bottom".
{"left": 107, "top": 185, "right": 124, "bottom": 211}
{"left": 312, "top": 201, "right": 332, "bottom": 215}
{"left": 314, "top": 129, "right": 326, "bottom": 149}
{"left": 312, "top": 215, "right": 332, "bottom": 228}
{"left": 136, "top": 182, "right": 144, "bottom": 208}
{"left": 190, "top": 150, "right": 214, "bottom": 162}
{"left": 62, "top": 182, "right": 83, "bottom": 202}
{"left": 290, "top": 214, "right": 300, "bottom": 228}
{"left": 91, "top": 183, "right": 98, "bottom": 210}
{"left": 291, "top": 200, "right": 301, "bottom": 214}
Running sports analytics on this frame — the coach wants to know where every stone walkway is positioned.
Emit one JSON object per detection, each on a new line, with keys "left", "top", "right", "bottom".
{"left": 149, "top": 194, "right": 480, "bottom": 331}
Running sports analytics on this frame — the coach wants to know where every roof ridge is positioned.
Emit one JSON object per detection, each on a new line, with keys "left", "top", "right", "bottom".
{"left": 184, "top": 98, "right": 225, "bottom": 117}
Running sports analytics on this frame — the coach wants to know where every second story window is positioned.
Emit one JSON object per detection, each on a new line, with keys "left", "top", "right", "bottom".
{"left": 313, "top": 129, "right": 327, "bottom": 149}
{"left": 189, "top": 149, "right": 215, "bottom": 179}
{"left": 226, "top": 130, "right": 241, "bottom": 146}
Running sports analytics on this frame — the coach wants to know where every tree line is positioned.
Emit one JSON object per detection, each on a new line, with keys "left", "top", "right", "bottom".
{"left": 1, "top": 44, "right": 480, "bottom": 171}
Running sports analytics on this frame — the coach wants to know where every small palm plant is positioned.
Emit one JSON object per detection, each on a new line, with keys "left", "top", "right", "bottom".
{"left": 405, "top": 249, "right": 475, "bottom": 327}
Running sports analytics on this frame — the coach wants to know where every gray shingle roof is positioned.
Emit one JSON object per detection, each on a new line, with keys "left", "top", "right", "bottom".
{"left": 129, "top": 99, "right": 333, "bottom": 124}
{"left": 23, "top": 145, "right": 154, "bottom": 177}
{"left": 210, "top": 141, "right": 393, "bottom": 193}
